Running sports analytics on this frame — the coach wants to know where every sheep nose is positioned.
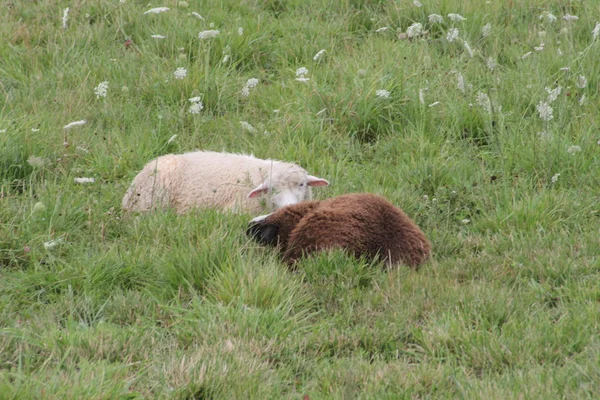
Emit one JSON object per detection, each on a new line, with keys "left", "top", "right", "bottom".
{"left": 247, "top": 221, "right": 262, "bottom": 238}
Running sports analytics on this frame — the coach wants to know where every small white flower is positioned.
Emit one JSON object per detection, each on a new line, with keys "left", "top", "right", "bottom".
{"left": 407, "top": 23, "right": 423, "bottom": 38}
{"left": 209, "top": 22, "right": 215, "bottom": 28}
{"left": 486, "top": 57, "right": 497, "bottom": 71}
{"left": 144, "top": 7, "right": 169, "bottom": 14}
{"left": 551, "top": 173, "right": 560, "bottom": 183}
{"left": 446, "top": 28, "right": 459, "bottom": 42}
{"left": 563, "top": 14, "right": 579, "bottom": 22}
{"left": 448, "top": 13, "right": 466, "bottom": 22}
{"left": 376, "top": 89, "right": 390, "bottom": 99}
{"left": 575, "top": 75, "right": 587, "bottom": 89}
{"left": 62, "top": 7, "right": 69, "bottom": 29}
{"left": 567, "top": 145, "right": 581, "bottom": 154}
{"left": 191, "top": 12, "right": 205, "bottom": 20}
{"left": 0, "top": 129, "right": 6, "bottom": 133}
{"left": 246, "top": 78, "right": 259, "bottom": 89}
{"left": 482, "top": 23, "right": 492, "bottom": 37}
{"left": 423, "top": 195, "right": 429, "bottom": 200}
{"left": 31, "top": 128, "right": 40, "bottom": 132}
{"left": 428, "top": 14, "right": 444, "bottom": 23}
{"left": 222, "top": 54, "right": 230, "bottom": 63}
{"left": 476, "top": 92, "right": 492, "bottom": 114}
{"left": 456, "top": 73, "right": 467, "bottom": 93}
{"left": 534, "top": 42, "right": 545, "bottom": 51}
{"left": 74, "top": 177, "right": 95, "bottom": 184}
{"left": 273, "top": 109, "right": 280, "bottom": 113}
{"left": 296, "top": 77, "right": 310, "bottom": 82}
{"left": 313, "top": 49, "right": 326, "bottom": 61}
{"left": 539, "top": 12, "right": 557, "bottom": 23}
{"left": 579, "top": 94, "right": 586, "bottom": 106}
{"left": 296, "top": 67, "right": 309, "bottom": 76}
{"left": 240, "top": 121, "right": 257, "bottom": 133}
{"left": 413, "top": 0, "right": 422, "bottom": 7}
{"left": 198, "top": 30, "right": 220, "bottom": 39}
{"left": 461, "top": 219, "right": 470, "bottom": 224}
{"left": 63, "top": 120, "right": 87, "bottom": 130}
{"left": 545, "top": 86, "right": 562, "bottom": 103}
{"left": 428, "top": 101, "right": 440, "bottom": 107}
{"left": 238, "top": 27, "right": 244, "bottom": 36}
{"left": 94, "top": 81, "right": 109, "bottom": 98}
{"left": 189, "top": 96, "right": 202, "bottom": 103}
{"left": 521, "top": 51, "right": 533, "bottom": 59}
{"left": 462, "top": 40, "right": 474, "bottom": 57}
{"left": 593, "top": 22, "right": 600, "bottom": 40}
{"left": 536, "top": 101, "right": 554, "bottom": 121}
{"left": 559, "top": 67, "right": 569, "bottom": 71}
{"left": 44, "top": 238, "right": 64, "bottom": 250}
{"left": 151, "top": 35, "right": 166, "bottom": 39}
{"left": 188, "top": 99, "right": 204, "bottom": 114}
{"left": 375, "top": 27, "right": 389, "bottom": 33}
{"left": 174, "top": 67, "right": 187, "bottom": 80}
{"left": 557, "top": 48, "right": 563, "bottom": 56}
{"left": 240, "top": 87, "right": 250, "bottom": 97}
{"left": 167, "top": 135, "right": 177, "bottom": 144}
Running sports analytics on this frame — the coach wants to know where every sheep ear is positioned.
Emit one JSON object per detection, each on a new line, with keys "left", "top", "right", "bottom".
{"left": 307, "top": 175, "right": 329, "bottom": 187}
{"left": 248, "top": 182, "right": 269, "bottom": 198}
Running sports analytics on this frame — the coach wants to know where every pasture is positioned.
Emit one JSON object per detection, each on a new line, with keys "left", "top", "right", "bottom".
{"left": 1, "top": 0, "right": 599, "bottom": 398}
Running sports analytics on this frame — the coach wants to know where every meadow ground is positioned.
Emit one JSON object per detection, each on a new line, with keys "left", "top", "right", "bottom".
{"left": 1, "top": 0, "right": 599, "bottom": 398}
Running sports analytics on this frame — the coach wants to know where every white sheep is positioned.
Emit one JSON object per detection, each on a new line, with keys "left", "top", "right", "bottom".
{"left": 122, "top": 150, "right": 329, "bottom": 214}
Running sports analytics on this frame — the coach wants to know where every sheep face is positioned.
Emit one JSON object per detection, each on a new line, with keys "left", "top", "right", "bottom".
{"left": 247, "top": 170, "right": 328, "bottom": 211}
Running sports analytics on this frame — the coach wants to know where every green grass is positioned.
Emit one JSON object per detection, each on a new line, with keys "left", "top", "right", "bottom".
{"left": 1, "top": 0, "right": 599, "bottom": 398}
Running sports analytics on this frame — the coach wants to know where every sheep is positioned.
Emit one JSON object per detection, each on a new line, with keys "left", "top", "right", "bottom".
{"left": 122, "top": 150, "right": 329, "bottom": 214}
{"left": 247, "top": 193, "right": 431, "bottom": 268}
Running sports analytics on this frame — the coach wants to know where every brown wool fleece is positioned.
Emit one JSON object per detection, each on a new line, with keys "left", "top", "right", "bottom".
{"left": 247, "top": 193, "right": 431, "bottom": 268}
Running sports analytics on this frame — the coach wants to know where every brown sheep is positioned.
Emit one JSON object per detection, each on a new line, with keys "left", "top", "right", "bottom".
{"left": 247, "top": 193, "right": 431, "bottom": 268}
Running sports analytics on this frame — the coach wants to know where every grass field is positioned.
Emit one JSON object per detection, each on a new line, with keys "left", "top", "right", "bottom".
{"left": 1, "top": 0, "right": 599, "bottom": 398}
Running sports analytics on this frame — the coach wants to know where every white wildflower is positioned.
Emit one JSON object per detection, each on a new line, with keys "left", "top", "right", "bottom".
{"left": 486, "top": 57, "right": 497, "bottom": 71}
{"left": 428, "top": 101, "right": 440, "bottom": 107}
{"left": 534, "top": 42, "right": 545, "bottom": 51}
{"left": 209, "top": 22, "right": 215, "bottom": 28}
{"left": 198, "top": 30, "right": 220, "bottom": 39}
{"left": 240, "top": 87, "right": 250, "bottom": 97}
{"left": 463, "top": 40, "right": 474, "bottom": 57}
{"left": 521, "top": 51, "right": 532, "bottom": 59}
{"left": 27, "top": 156, "right": 45, "bottom": 168}
{"left": 593, "top": 22, "right": 600, "bottom": 40}
{"left": 246, "top": 78, "right": 259, "bottom": 88}
{"left": 446, "top": 28, "right": 459, "bottom": 42}
{"left": 238, "top": 27, "right": 243, "bottom": 36}
{"left": 557, "top": 48, "right": 563, "bottom": 56}
{"left": 575, "top": 75, "right": 587, "bottom": 89}
{"left": 413, "top": 0, "right": 422, "bottom": 7}
{"left": 296, "top": 77, "right": 310, "bottom": 82}
{"left": 44, "top": 238, "right": 64, "bottom": 250}
{"left": 240, "top": 121, "right": 257, "bottom": 133}
{"left": 167, "top": 135, "right": 177, "bottom": 144}
{"left": 461, "top": 219, "right": 470, "bottom": 224}
{"left": 536, "top": 101, "right": 554, "bottom": 121}
{"left": 174, "top": 67, "right": 187, "bottom": 80}
{"left": 94, "top": 81, "right": 108, "bottom": 98}
{"left": 222, "top": 55, "right": 230, "bottom": 63}
{"left": 62, "top": 7, "right": 69, "bottom": 29}
{"left": 376, "top": 89, "right": 390, "bottom": 99}
{"left": 375, "top": 27, "right": 389, "bottom": 33}
{"left": 476, "top": 92, "right": 492, "bottom": 114}
{"left": 563, "top": 14, "right": 579, "bottom": 22}
{"left": 551, "top": 173, "right": 560, "bottom": 183}
{"left": 559, "top": 67, "right": 569, "bottom": 71}
{"left": 579, "top": 94, "right": 586, "bottom": 106}
{"left": 457, "top": 73, "right": 466, "bottom": 93}
{"left": 0, "top": 129, "right": 6, "bottom": 133}
{"left": 448, "top": 13, "right": 466, "bottom": 22}
{"left": 406, "top": 23, "right": 423, "bottom": 38}
{"left": 31, "top": 128, "right": 40, "bottom": 132}
{"left": 151, "top": 35, "right": 166, "bottom": 39}
{"left": 567, "top": 145, "right": 581, "bottom": 154}
{"left": 428, "top": 14, "right": 444, "bottom": 23}
{"left": 74, "top": 177, "right": 95, "bottom": 184}
{"left": 539, "top": 12, "right": 557, "bottom": 23}
{"left": 188, "top": 97, "right": 203, "bottom": 114}
{"left": 191, "top": 12, "right": 205, "bottom": 20}
{"left": 482, "top": 23, "right": 492, "bottom": 37}
{"left": 313, "top": 49, "right": 326, "bottom": 61}
{"left": 545, "top": 86, "right": 562, "bottom": 103}
{"left": 144, "top": 7, "right": 169, "bottom": 14}
{"left": 296, "top": 67, "right": 310, "bottom": 82}
{"left": 63, "top": 120, "right": 87, "bottom": 130}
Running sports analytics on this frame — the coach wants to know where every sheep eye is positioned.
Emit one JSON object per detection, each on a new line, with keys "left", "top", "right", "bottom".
{"left": 299, "top": 183, "right": 305, "bottom": 187}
